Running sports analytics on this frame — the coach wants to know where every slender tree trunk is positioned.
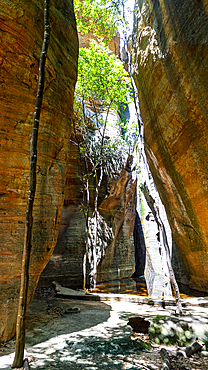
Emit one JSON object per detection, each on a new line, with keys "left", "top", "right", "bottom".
{"left": 72, "top": 117, "right": 91, "bottom": 291}
{"left": 83, "top": 151, "right": 90, "bottom": 290}
{"left": 83, "top": 218, "right": 90, "bottom": 290}
{"left": 92, "top": 171, "right": 98, "bottom": 289}
{"left": 73, "top": 123, "right": 91, "bottom": 291}
{"left": 92, "top": 168, "right": 103, "bottom": 289}
{"left": 91, "top": 105, "right": 110, "bottom": 288}
{"left": 12, "top": 2, "right": 50, "bottom": 368}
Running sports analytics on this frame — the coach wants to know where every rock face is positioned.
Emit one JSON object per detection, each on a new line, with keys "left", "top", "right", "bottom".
{"left": 132, "top": 0, "right": 208, "bottom": 292}
{"left": 133, "top": 212, "right": 146, "bottom": 279}
{"left": 78, "top": 31, "right": 120, "bottom": 56}
{"left": 38, "top": 137, "right": 86, "bottom": 289}
{"left": 0, "top": 0, "right": 78, "bottom": 342}
{"left": 98, "top": 158, "right": 137, "bottom": 282}
{"left": 40, "top": 153, "right": 137, "bottom": 288}
{"left": 138, "top": 168, "right": 173, "bottom": 300}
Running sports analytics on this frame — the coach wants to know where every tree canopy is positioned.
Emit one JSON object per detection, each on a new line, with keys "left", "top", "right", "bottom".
{"left": 74, "top": 40, "right": 132, "bottom": 289}
{"left": 75, "top": 40, "right": 132, "bottom": 111}
{"left": 74, "top": 0, "right": 128, "bottom": 40}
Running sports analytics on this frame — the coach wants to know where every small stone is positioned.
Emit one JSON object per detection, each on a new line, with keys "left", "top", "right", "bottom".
{"left": 65, "top": 307, "right": 80, "bottom": 314}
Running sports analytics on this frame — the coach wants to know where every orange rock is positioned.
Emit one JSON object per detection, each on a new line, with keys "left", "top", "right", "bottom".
{"left": 0, "top": 0, "right": 78, "bottom": 342}
{"left": 132, "top": 0, "right": 208, "bottom": 292}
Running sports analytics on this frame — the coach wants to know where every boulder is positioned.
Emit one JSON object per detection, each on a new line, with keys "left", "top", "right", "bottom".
{"left": 127, "top": 316, "right": 150, "bottom": 334}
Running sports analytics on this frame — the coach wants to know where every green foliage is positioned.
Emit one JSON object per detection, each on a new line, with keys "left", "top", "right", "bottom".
{"left": 76, "top": 40, "right": 132, "bottom": 110}
{"left": 74, "top": 0, "right": 128, "bottom": 39}
{"left": 136, "top": 339, "right": 152, "bottom": 351}
{"left": 139, "top": 193, "right": 146, "bottom": 218}
{"left": 151, "top": 315, "right": 169, "bottom": 322}
{"left": 86, "top": 134, "right": 127, "bottom": 176}
{"left": 74, "top": 99, "right": 128, "bottom": 177}
{"left": 148, "top": 317, "right": 195, "bottom": 346}
{"left": 74, "top": 40, "right": 132, "bottom": 178}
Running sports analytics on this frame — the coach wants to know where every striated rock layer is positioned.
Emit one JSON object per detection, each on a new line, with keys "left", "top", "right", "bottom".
{"left": 98, "top": 158, "right": 137, "bottom": 283}
{"left": 0, "top": 0, "right": 78, "bottom": 342}
{"left": 40, "top": 151, "right": 137, "bottom": 288}
{"left": 38, "top": 136, "right": 86, "bottom": 289}
{"left": 132, "top": 0, "right": 208, "bottom": 292}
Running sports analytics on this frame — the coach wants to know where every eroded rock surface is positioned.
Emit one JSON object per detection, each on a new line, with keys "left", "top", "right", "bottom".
{"left": 41, "top": 154, "right": 137, "bottom": 288}
{"left": 0, "top": 0, "right": 78, "bottom": 342}
{"left": 132, "top": 0, "right": 208, "bottom": 292}
{"left": 79, "top": 30, "right": 120, "bottom": 56}
{"left": 98, "top": 158, "right": 137, "bottom": 282}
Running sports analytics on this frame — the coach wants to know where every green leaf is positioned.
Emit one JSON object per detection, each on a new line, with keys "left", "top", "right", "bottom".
{"left": 75, "top": 41, "right": 133, "bottom": 111}
{"left": 74, "top": 0, "right": 128, "bottom": 40}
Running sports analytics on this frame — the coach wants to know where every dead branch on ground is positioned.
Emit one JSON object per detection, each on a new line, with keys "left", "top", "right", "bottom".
{"left": 160, "top": 341, "right": 203, "bottom": 370}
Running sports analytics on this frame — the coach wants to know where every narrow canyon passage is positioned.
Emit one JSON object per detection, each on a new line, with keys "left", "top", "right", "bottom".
{"left": 0, "top": 0, "right": 208, "bottom": 368}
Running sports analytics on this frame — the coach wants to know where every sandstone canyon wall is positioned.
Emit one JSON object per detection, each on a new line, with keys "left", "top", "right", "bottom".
{"left": 40, "top": 145, "right": 138, "bottom": 289}
{"left": 0, "top": 0, "right": 78, "bottom": 342}
{"left": 39, "top": 33, "right": 138, "bottom": 290}
{"left": 97, "top": 158, "right": 137, "bottom": 283}
{"left": 132, "top": 0, "right": 208, "bottom": 292}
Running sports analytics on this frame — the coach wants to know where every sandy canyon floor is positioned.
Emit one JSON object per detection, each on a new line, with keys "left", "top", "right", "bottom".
{"left": 1, "top": 287, "right": 208, "bottom": 369}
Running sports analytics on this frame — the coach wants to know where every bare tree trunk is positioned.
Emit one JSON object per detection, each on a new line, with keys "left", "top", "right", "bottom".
{"left": 160, "top": 341, "right": 203, "bottom": 369}
{"left": 72, "top": 118, "right": 91, "bottom": 291}
{"left": 92, "top": 168, "right": 103, "bottom": 289}
{"left": 91, "top": 105, "right": 110, "bottom": 289}
{"left": 12, "top": 2, "right": 50, "bottom": 368}
{"left": 83, "top": 153, "right": 90, "bottom": 290}
{"left": 83, "top": 222, "right": 90, "bottom": 290}
{"left": 73, "top": 110, "right": 92, "bottom": 291}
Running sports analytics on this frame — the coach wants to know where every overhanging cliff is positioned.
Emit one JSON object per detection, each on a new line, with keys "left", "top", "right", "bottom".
{"left": 131, "top": 0, "right": 208, "bottom": 292}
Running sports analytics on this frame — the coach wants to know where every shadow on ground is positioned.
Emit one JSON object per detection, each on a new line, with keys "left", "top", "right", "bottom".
{"left": 25, "top": 298, "right": 112, "bottom": 346}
